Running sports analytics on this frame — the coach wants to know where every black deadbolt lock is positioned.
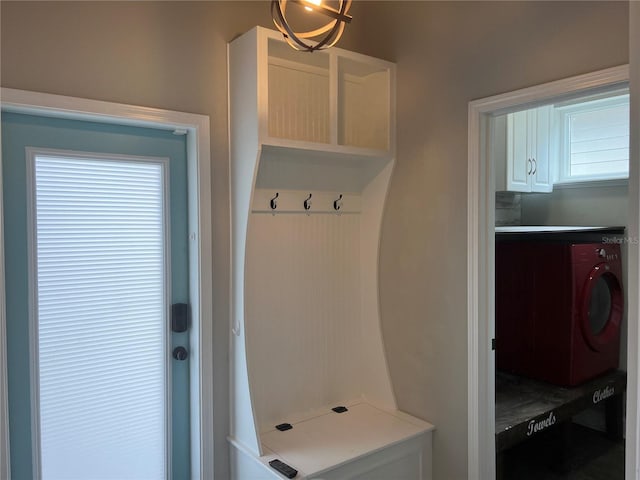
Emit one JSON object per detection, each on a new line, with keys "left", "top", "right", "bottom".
{"left": 171, "top": 303, "right": 189, "bottom": 333}
{"left": 173, "top": 346, "right": 188, "bottom": 361}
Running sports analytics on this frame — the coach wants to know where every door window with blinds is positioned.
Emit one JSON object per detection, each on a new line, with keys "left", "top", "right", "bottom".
{"left": 556, "top": 92, "right": 630, "bottom": 182}
{"left": 27, "top": 149, "right": 170, "bottom": 480}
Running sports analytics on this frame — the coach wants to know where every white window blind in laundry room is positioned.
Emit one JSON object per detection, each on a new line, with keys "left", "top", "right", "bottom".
{"left": 30, "top": 152, "right": 168, "bottom": 480}
{"left": 559, "top": 93, "right": 629, "bottom": 181}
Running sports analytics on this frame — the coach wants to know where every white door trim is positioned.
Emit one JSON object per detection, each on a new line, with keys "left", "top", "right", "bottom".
{"left": 467, "top": 64, "right": 630, "bottom": 479}
{"left": 627, "top": 4, "right": 640, "bottom": 479}
{"left": 0, "top": 88, "right": 214, "bottom": 480}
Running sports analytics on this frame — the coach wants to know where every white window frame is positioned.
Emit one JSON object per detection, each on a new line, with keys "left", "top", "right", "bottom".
{"left": 0, "top": 89, "right": 214, "bottom": 480}
{"left": 555, "top": 92, "right": 630, "bottom": 184}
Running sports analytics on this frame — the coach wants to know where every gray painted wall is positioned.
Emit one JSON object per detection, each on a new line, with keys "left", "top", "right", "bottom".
{"left": 1, "top": 2, "right": 630, "bottom": 479}
{"left": 347, "top": 2, "right": 628, "bottom": 479}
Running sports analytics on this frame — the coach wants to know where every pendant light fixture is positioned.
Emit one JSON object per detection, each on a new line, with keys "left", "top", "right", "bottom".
{"left": 271, "top": 0, "right": 353, "bottom": 52}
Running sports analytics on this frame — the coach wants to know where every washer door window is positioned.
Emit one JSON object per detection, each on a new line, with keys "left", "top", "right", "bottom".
{"left": 581, "top": 265, "right": 623, "bottom": 352}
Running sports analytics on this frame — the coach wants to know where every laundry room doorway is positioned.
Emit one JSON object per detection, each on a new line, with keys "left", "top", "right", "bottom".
{"left": 466, "top": 65, "right": 636, "bottom": 479}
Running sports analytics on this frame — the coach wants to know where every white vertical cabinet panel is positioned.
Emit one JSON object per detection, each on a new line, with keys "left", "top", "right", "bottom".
{"left": 359, "top": 161, "right": 397, "bottom": 410}
{"left": 245, "top": 214, "right": 362, "bottom": 431}
{"left": 506, "top": 110, "right": 530, "bottom": 192}
{"left": 228, "top": 31, "right": 262, "bottom": 455}
{"left": 532, "top": 105, "right": 553, "bottom": 191}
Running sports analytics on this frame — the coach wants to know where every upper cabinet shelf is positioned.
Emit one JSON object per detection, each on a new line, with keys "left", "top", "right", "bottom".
{"left": 231, "top": 26, "right": 395, "bottom": 158}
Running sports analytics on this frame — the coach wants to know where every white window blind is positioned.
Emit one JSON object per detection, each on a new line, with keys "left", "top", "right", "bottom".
{"left": 560, "top": 94, "right": 629, "bottom": 181}
{"left": 31, "top": 152, "right": 168, "bottom": 480}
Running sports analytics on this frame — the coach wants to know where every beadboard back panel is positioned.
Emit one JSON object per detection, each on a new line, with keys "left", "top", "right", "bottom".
{"left": 339, "top": 70, "right": 389, "bottom": 151}
{"left": 267, "top": 60, "right": 390, "bottom": 151}
{"left": 245, "top": 213, "right": 362, "bottom": 431}
{"left": 268, "top": 60, "right": 330, "bottom": 144}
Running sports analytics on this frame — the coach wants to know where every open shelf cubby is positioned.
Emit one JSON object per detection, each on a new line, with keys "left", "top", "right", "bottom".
{"left": 229, "top": 26, "right": 434, "bottom": 479}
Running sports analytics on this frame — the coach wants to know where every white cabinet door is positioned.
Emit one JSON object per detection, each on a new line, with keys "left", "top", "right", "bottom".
{"left": 531, "top": 105, "right": 553, "bottom": 192}
{"left": 506, "top": 110, "right": 531, "bottom": 192}
{"left": 505, "top": 107, "right": 553, "bottom": 192}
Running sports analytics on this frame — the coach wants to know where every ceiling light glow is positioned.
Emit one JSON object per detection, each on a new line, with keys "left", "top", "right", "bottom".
{"left": 271, "top": 0, "right": 352, "bottom": 52}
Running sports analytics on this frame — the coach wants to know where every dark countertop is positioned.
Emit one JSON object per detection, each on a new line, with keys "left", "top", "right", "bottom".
{"left": 495, "top": 226, "right": 625, "bottom": 243}
{"left": 495, "top": 370, "right": 626, "bottom": 452}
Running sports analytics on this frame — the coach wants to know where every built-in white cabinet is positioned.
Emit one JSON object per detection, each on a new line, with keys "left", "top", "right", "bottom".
{"left": 494, "top": 105, "right": 553, "bottom": 193}
{"left": 229, "top": 26, "right": 433, "bottom": 479}
{"left": 262, "top": 31, "right": 393, "bottom": 153}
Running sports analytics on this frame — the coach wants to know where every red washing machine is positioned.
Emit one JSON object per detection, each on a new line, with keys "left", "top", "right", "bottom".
{"left": 496, "top": 241, "right": 623, "bottom": 386}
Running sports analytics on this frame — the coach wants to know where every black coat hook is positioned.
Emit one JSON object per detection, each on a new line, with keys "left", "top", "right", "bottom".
{"left": 333, "top": 194, "right": 343, "bottom": 211}
{"left": 270, "top": 192, "right": 279, "bottom": 210}
{"left": 304, "top": 193, "right": 312, "bottom": 211}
